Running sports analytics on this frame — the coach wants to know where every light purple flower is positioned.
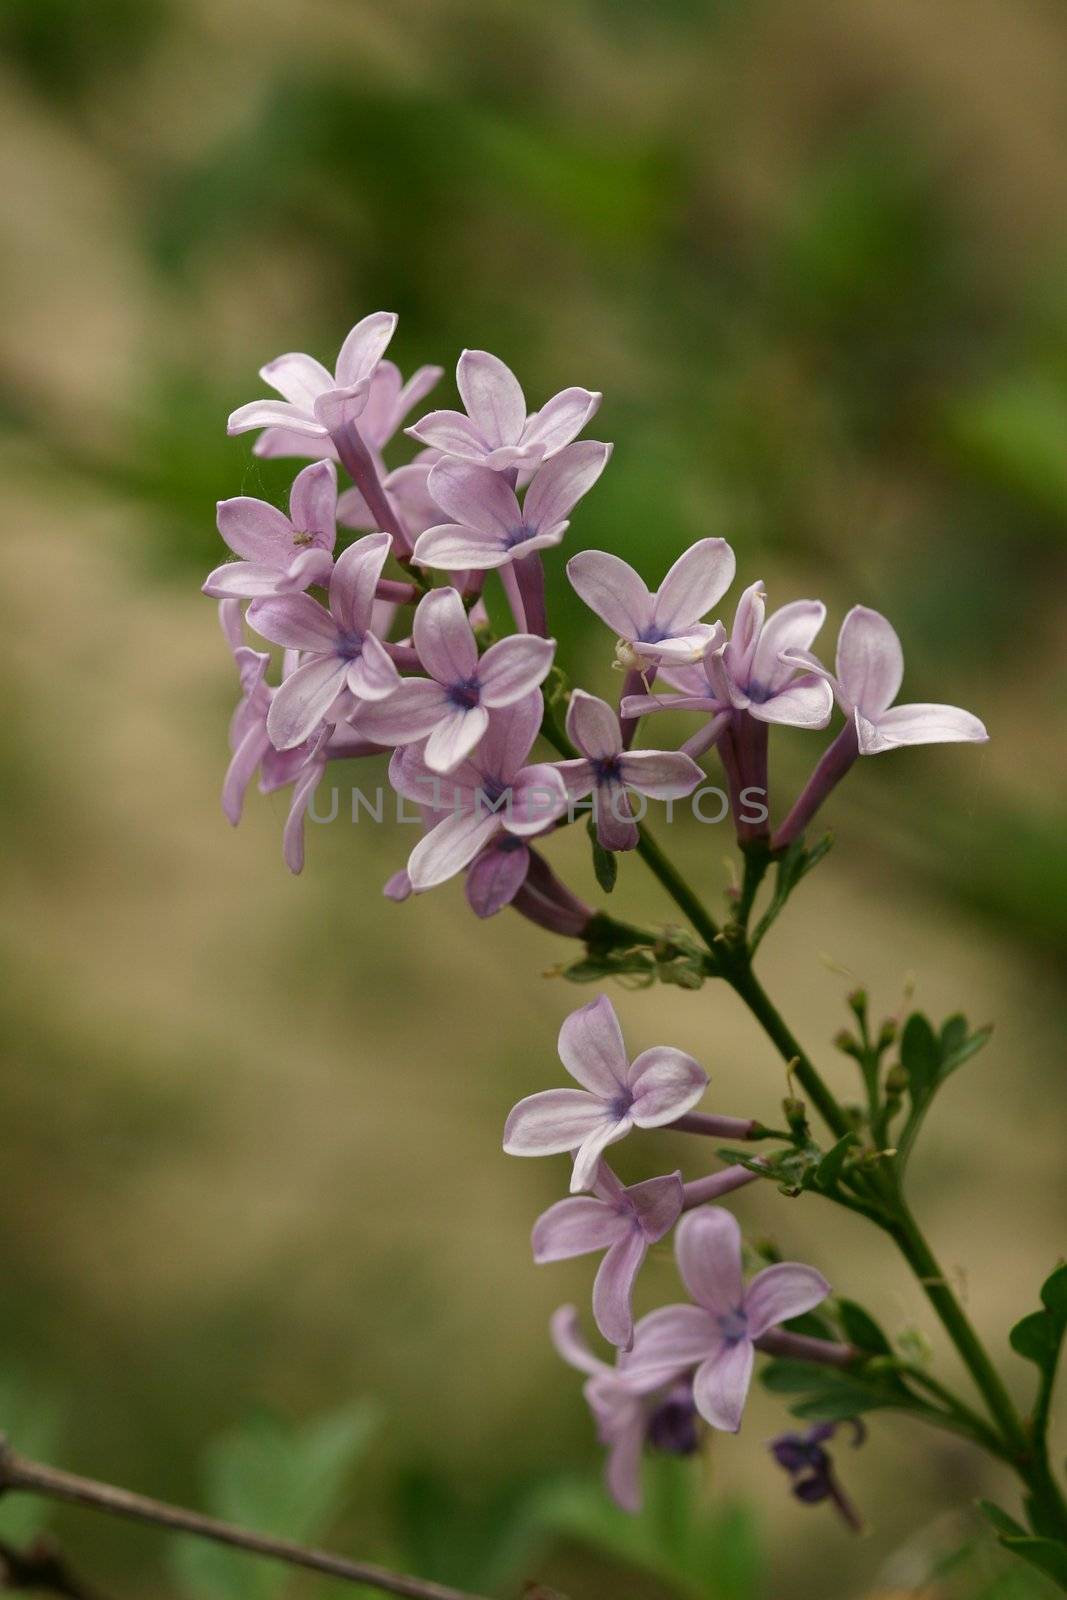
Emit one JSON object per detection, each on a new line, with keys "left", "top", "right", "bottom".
{"left": 227, "top": 312, "right": 399, "bottom": 442}
{"left": 247, "top": 532, "right": 401, "bottom": 750}
{"left": 787, "top": 605, "right": 989, "bottom": 755}
{"left": 503, "top": 995, "right": 708, "bottom": 1192}
{"left": 551, "top": 1306, "right": 691, "bottom": 1514}
{"left": 533, "top": 1160, "right": 684, "bottom": 1349}
{"left": 622, "top": 1207, "right": 830, "bottom": 1433}
{"left": 465, "top": 834, "right": 535, "bottom": 919}
{"left": 355, "top": 586, "right": 555, "bottom": 773}
{"left": 554, "top": 690, "right": 703, "bottom": 851}
{"left": 252, "top": 358, "right": 444, "bottom": 462}
{"left": 567, "top": 540, "right": 736, "bottom": 667}
{"left": 389, "top": 693, "right": 567, "bottom": 891}
{"left": 406, "top": 348, "right": 601, "bottom": 472}
{"left": 711, "top": 582, "right": 834, "bottom": 729}
{"left": 412, "top": 441, "right": 612, "bottom": 571}
{"left": 204, "top": 460, "right": 338, "bottom": 600}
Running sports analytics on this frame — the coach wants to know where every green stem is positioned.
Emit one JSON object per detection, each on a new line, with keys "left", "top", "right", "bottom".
{"left": 634, "top": 826, "right": 724, "bottom": 960}
{"left": 726, "top": 963, "right": 852, "bottom": 1141}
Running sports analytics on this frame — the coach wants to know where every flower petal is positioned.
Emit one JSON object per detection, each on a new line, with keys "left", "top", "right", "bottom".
{"left": 424, "top": 705, "right": 489, "bottom": 773}
{"left": 266, "top": 656, "right": 348, "bottom": 750}
{"left": 652, "top": 538, "right": 736, "bottom": 631}
{"left": 505, "top": 763, "right": 568, "bottom": 834}
{"left": 503, "top": 1088, "right": 614, "bottom": 1158}
{"left": 346, "top": 631, "right": 401, "bottom": 701}
{"left": 465, "top": 838, "right": 530, "bottom": 917}
{"left": 674, "top": 1207, "right": 744, "bottom": 1315}
{"left": 602, "top": 1400, "right": 647, "bottom": 1514}
{"left": 227, "top": 400, "right": 326, "bottom": 438}
{"left": 216, "top": 496, "right": 295, "bottom": 563}
{"left": 248, "top": 593, "right": 338, "bottom": 653}
{"left": 594, "top": 1230, "right": 650, "bottom": 1350}
{"left": 523, "top": 387, "right": 602, "bottom": 455}
{"left": 554, "top": 758, "right": 595, "bottom": 800}
{"left": 566, "top": 549, "right": 652, "bottom": 638}
{"left": 523, "top": 440, "right": 612, "bottom": 532}
{"left": 427, "top": 457, "right": 522, "bottom": 538}
{"left": 288, "top": 459, "right": 338, "bottom": 543}
{"left": 471, "top": 692, "right": 542, "bottom": 782}
{"left": 282, "top": 748, "right": 328, "bottom": 874}
{"left": 558, "top": 994, "right": 630, "bottom": 1097}
{"left": 566, "top": 689, "right": 623, "bottom": 760}
{"left": 260, "top": 352, "right": 334, "bottom": 408}
{"left": 750, "top": 600, "right": 826, "bottom": 698}
{"left": 692, "top": 1339, "right": 754, "bottom": 1432}
{"left": 858, "top": 701, "right": 988, "bottom": 754}
{"left": 353, "top": 678, "right": 449, "bottom": 744}
{"left": 406, "top": 409, "right": 489, "bottom": 459}
{"left": 532, "top": 1196, "right": 626, "bottom": 1262}
{"left": 478, "top": 635, "right": 556, "bottom": 706}
{"left": 550, "top": 1304, "right": 609, "bottom": 1377}
{"left": 456, "top": 348, "right": 526, "bottom": 447}
{"left": 744, "top": 1262, "right": 831, "bottom": 1339}
{"left": 594, "top": 781, "right": 639, "bottom": 853}
{"left": 572, "top": 1117, "right": 632, "bottom": 1192}
{"left": 413, "top": 586, "right": 478, "bottom": 685}
{"left": 334, "top": 311, "right": 398, "bottom": 387}
{"left": 628, "top": 1047, "right": 707, "bottom": 1127}
{"left": 329, "top": 532, "right": 392, "bottom": 635}
{"left": 748, "top": 675, "right": 833, "bottom": 729}
{"left": 408, "top": 808, "right": 500, "bottom": 890}
{"left": 623, "top": 1304, "right": 718, "bottom": 1379}
{"left": 835, "top": 605, "right": 904, "bottom": 718}
{"left": 413, "top": 523, "right": 510, "bottom": 570}
{"left": 617, "top": 750, "right": 703, "bottom": 800}
{"left": 626, "top": 1173, "right": 685, "bottom": 1242}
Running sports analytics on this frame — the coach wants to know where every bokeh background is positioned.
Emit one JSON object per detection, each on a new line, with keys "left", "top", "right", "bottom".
{"left": 1, "top": 1, "right": 1065, "bottom": 1596}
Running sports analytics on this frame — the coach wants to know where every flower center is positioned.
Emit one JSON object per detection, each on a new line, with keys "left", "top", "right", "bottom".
{"left": 335, "top": 630, "right": 364, "bottom": 661}
{"left": 504, "top": 523, "right": 534, "bottom": 550}
{"left": 447, "top": 677, "right": 482, "bottom": 710}
{"left": 608, "top": 1090, "right": 633, "bottom": 1120}
{"left": 717, "top": 1306, "right": 749, "bottom": 1344}
{"left": 592, "top": 757, "right": 622, "bottom": 785}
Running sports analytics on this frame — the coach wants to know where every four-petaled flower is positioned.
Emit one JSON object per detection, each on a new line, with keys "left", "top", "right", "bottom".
{"left": 554, "top": 690, "right": 704, "bottom": 851}
{"left": 389, "top": 693, "right": 568, "bottom": 891}
{"left": 503, "top": 995, "right": 708, "bottom": 1192}
{"left": 712, "top": 581, "right": 834, "bottom": 729}
{"left": 356, "top": 586, "right": 555, "bottom": 773}
{"left": 247, "top": 533, "right": 401, "bottom": 749}
{"left": 567, "top": 539, "right": 736, "bottom": 667}
{"left": 227, "top": 311, "right": 399, "bottom": 443}
{"left": 413, "top": 441, "right": 612, "bottom": 571}
{"left": 204, "top": 460, "right": 338, "bottom": 600}
{"left": 407, "top": 348, "right": 601, "bottom": 473}
{"left": 533, "top": 1159, "right": 684, "bottom": 1349}
{"left": 252, "top": 357, "right": 444, "bottom": 463}
{"left": 788, "top": 604, "right": 989, "bottom": 754}
{"left": 622, "top": 1207, "right": 830, "bottom": 1433}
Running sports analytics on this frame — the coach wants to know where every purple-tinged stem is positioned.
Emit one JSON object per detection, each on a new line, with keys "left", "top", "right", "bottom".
{"left": 672, "top": 1111, "right": 761, "bottom": 1140}
{"left": 510, "top": 849, "right": 592, "bottom": 938}
{"left": 735, "top": 711, "right": 770, "bottom": 842}
{"left": 754, "top": 1329, "right": 857, "bottom": 1368}
{"left": 513, "top": 553, "right": 547, "bottom": 636}
{"left": 499, "top": 563, "right": 527, "bottom": 631}
{"left": 682, "top": 1162, "right": 763, "bottom": 1209}
{"left": 618, "top": 668, "right": 646, "bottom": 750}
{"left": 331, "top": 422, "right": 411, "bottom": 555}
{"left": 772, "top": 720, "right": 859, "bottom": 851}
{"left": 383, "top": 642, "right": 421, "bottom": 671}
{"left": 376, "top": 578, "right": 420, "bottom": 605}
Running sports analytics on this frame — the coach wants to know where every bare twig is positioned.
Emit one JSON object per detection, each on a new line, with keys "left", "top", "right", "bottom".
{"left": 0, "top": 1439, "right": 489, "bottom": 1600}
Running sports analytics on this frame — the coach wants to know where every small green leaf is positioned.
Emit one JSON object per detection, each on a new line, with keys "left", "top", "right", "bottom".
{"left": 836, "top": 1298, "right": 893, "bottom": 1357}
{"left": 813, "top": 1133, "right": 856, "bottom": 1191}
{"left": 1042, "top": 1263, "right": 1067, "bottom": 1318}
{"left": 976, "top": 1499, "right": 1028, "bottom": 1539}
{"left": 1011, "top": 1310, "right": 1061, "bottom": 1369}
{"left": 940, "top": 1022, "right": 993, "bottom": 1077}
{"left": 900, "top": 1012, "right": 940, "bottom": 1101}
{"left": 1000, "top": 1535, "right": 1067, "bottom": 1590}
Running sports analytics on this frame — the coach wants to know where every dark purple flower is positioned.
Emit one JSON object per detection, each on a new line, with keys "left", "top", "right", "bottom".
{"left": 769, "top": 1419, "right": 865, "bottom": 1531}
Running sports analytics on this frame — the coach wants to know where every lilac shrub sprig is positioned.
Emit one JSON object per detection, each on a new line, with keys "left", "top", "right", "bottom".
{"left": 208, "top": 314, "right": 1067, "bottom": 1581}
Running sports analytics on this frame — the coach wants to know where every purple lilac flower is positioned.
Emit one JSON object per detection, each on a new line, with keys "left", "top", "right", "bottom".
{"left": 622, "top": 1207, "right": 830, "bottom": 1433}
{"left": 769, "top": 1419, "right": 865, "bottom": 1531}
{"left": 554, "top": 690, "right": 703, "bottom": 851}
{"left": 355, "top": 586, "right": 555, "bottom": 773}
{"left": 532, "top": 1159, "right": 684, "bottom": 1349}
{"left": 389, "top": 693, "right": 567, "bottom": 892}
{"left": 412, "top": 441, "right": 612, "bottom": 571}
{"left": 247, "top": 533, "right": 401, "bottom": 750}
{"left": 712, "top": 582, "right": 834, "bottom": 730}
{"left": 503, "top": 995, "right": 707, "bottom": 1192}
{"left": 550, "top": 1305, "right": 682, "bottom": 1514}
{"left": 507, "top": 847, "right": 593, "bottom": 937}
{"left": 227, "top": 311, "right": 399, "bottom": 443}
{"left": 772, "top": 605, "right": 989, "bottom": 848}
{"left": 406, "top": 348, "right": 601, "bottom": 472}
{"left": 566, "top": 540, "right": 736, "bottom": 667}
{"left": 252, "top": 358, "right": 444, "bottom": 462}
{"left": 619, "top": 623, "right": 732, "bottom": 758}
{"left": 204, "top": 461, "right": 338, "bottom": 600}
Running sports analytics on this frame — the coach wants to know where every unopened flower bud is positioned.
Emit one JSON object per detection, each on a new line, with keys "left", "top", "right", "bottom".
{"left": 885, "top": 1064, "right": 909, "bottom": 1095}
{"left": 877, "top": 1019, "right": 898, "bottom": 1051}
{"left": 834, "top": 1030, "right": 861, "bottom": 1058}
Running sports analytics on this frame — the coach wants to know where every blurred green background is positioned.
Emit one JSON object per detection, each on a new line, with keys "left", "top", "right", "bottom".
{"left": 1, "top": 0, "right": 1065, "bottom": 1596}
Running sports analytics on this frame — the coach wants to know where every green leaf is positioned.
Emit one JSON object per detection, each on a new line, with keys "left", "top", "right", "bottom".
{"left": 1000, "top": 1536, "right": 1067, "bottom": 1591}
{"left": 813, "top": 1132, "right": 856, "bottom": 1191}
{"left": 587, "top": 819, "right": 617, "bottom": 894}
{"left": 900, "top": 1012, "right": 940, "bottom": 1102}
{"left": 977, "top": 1499, "right": 1028, "bottom": 1539}
{"left": 836, "top": 1298, "right": 893, "bottom": 1357}
{"left": 1010, "top": 1264, "right": 1067, "bottom": 1375}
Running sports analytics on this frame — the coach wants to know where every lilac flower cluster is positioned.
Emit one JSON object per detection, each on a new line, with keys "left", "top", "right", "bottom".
{"left": 210, "top": 314, "right": 990, "bottom": 1513}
